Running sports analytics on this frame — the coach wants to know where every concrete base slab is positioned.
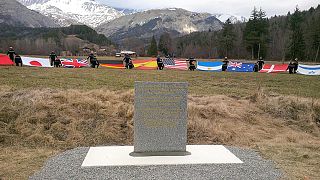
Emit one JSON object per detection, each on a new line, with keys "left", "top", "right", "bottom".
{"left": 82, "top": 145, "right": 243, "bottom": 167}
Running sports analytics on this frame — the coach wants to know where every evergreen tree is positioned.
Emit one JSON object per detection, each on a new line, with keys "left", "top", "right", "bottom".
{"left": 148, "top": 35, "right": 158, "bottom": 56}
{"left": 288, "top": 7, "right": 305, "bottom": 60}
{"left": 244, "top": 7, "right": 269, "bottom": 59}
{"left": 158, "top": 33, "right": 173, "bottom": 56}
{"left": 219, "top": 18, "right": 235, "bottom": 57}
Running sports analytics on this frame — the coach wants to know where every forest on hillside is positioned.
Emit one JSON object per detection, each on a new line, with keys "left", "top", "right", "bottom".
{"left": 0, "top": 25, "right": 114, "bottom": 55}
{"left": 149, "top": 5, "right": 320, "bottom": 61}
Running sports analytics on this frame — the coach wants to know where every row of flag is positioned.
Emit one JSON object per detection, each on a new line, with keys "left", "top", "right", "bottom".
{"left": 102, "top": 59, "right": 320, "bottom": 76}
{"left": 0, "top": 55, "right": 88, "bottom": 68}
{"left": 0, "top": 54, "right": 319, "bottom": 76}
{"left": 196, "top": 61, "right": 320, "bottom": 75}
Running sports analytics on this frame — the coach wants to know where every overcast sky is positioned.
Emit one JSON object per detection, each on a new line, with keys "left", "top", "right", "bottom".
{"left": 99, "top": 0, "right": 319, "bottom": 17}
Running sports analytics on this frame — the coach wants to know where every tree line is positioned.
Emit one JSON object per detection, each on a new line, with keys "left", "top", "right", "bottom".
{"left": 0, "top": 25, "right": 114, "bottom": 55}
{"left": 147, "top": 5, "right": 320, "bottom": 62}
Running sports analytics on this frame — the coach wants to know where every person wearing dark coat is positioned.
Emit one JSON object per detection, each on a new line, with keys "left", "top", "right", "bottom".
{"left": 157, "top": 55, "right": 164, "bottom": 70}
{"left": 7, "top": 47, "right": 16, "bottom": 61}
{"left": 222, "top": 57, "right": 229, "bottom": 71}
{"left": 14, "top": 54, "right": 22, "bottom": 67}
{"left": 49, "top": 51, "right": 58, "bottom": 66}
{"left": 54, "top": 58, "right": 61, "bottom": 67}
{"left": 87, "top": 53, "right": 99, "bottom": 68}
{"left": 123, "top": 54, "right": 132, "bottom": 69}
{"left": 257, "top": 57, "right": 265, "bottom": 71}
{"left": 128, "top": 59, "right": 134, "bottom": 69}
{"left": 287, "top": 61, "right": 295, "bottom": 74}
{"left": 92, "top": 56, "right": 100, "bottom": 68}
{"left": 188, "top": 57, "right": 196, "bottom": 71}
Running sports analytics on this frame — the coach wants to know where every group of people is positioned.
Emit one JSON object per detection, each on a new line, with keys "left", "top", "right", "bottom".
{"left": 6, "top": 47, "right": 100, "bottom": 68}
{"left": 222, "top": 57, "right": 265, "bottom": 72}
{"left": 49, "top": 51, "right": 100, "bottom": 68}
{"left": 6, "top": 47, "right": 300, "bottom": 72}
{"left": 222, "top": 56, "right": 299, "bottom": 73}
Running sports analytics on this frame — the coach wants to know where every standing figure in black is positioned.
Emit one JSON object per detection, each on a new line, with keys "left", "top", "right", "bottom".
{"left": 257, "top": 57, "right": 265, "bottom": 71}
{"left": 49, "top": 51, "right": 58, "bottom": 67}
{"left": 287, "top": 61, "right": 295, "bottom": 74}
{"left": 157, "top": 55, "right": 164, "bottom": 70}
{"left": 92, "top": 55, "right": 100, "bottom": 68}
{"left": 14, "top": 54, "right": 23, "bottom": 67}
{"left": 7, "top": 47, "right": 16, "bottom": 62}
{"left": 292, "top": 58, "right": 299, "bottom": 74}
{"left": 222, "top": 57, "right": 229, "bottom": 71}
{"left": 87, "top": 52, "right": 98, "bottom": 68}
{"left": 123, "top": 54, "right": 132, "bottom": 69}
{"left": 188, "top": 57, "right": 196, "bottom": 71}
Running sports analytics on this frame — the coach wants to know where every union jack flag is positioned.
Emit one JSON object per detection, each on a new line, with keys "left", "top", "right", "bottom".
{"left": 228, "top": 61, "right": 243, "bottom": 68}
{"left": 60, "top": 58, "right": 89, "bottom": 68}
{"left": 163, "top": 58, "right": 188, "bottom": 70}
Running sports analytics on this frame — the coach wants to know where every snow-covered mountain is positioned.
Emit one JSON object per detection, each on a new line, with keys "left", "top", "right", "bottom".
{"left": 97, "top": 8, "right": 222, "bottom": 42}
{"left": 213, "top": 14, "right": 247, "bottom": 23}
{"left": 114, "top": 7, "right": 141, "bottom": 15}
{"left": 17, "top": 0, "right": 124, "bottom": 27}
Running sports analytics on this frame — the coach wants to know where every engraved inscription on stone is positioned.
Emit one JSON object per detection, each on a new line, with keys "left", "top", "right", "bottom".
{"left": 133, "top": 82, "right": 188, "bottom": 154}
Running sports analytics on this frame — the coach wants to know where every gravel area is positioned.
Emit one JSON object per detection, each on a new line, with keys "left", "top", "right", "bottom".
{"left": 30, "top": 146, "right": 283, "bottom": 180}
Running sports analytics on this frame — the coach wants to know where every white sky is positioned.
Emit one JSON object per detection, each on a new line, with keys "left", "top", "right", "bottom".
{"left": 99, "top": 0, "right": 319, "bottom": 17}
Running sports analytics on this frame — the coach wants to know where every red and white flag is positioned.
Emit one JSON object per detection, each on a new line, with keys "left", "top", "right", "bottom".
{"left": 21, "top": 56, "right": 52, "bottom": 67}
{"left": 260, "top": 64, "right": 288, "bottom": 73}
{"left": 60, "top": 58, "right": 89, "bottom": 68}
{"left": 163, "top": 58, "right": 188, "bottom": 70}
{"left": 0, "top": 54, "right": 14, "bottom": 66}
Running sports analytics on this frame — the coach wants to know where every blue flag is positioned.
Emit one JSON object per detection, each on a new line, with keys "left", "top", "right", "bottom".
{"left": 297, "top": 64, "right": 320, "bottom": 76}
{"left": 227, "top": 62, "right": 254, "bottom": 72}
{"left": 197, "top": 61, "right": 222, "bottom": 71}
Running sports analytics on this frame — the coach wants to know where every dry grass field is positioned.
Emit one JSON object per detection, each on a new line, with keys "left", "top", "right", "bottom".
{"left": 0, "top": 66, "right": 319, "bottom": 179}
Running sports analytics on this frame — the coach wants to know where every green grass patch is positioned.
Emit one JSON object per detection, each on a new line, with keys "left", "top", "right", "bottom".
{"left": 1, "top": 66, "right": 319, "bottom": 98}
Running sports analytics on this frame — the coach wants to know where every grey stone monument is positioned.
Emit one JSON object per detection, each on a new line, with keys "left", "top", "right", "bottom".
{"left": 130, "top": 82, "right": 190, "bottom": 157}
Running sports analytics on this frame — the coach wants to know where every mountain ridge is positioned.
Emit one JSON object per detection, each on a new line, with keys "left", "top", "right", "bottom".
{"left": 0, "top": 0, "right": 58, "bottom": 28}
{"left": 18, "top": 0, "right": 124, "bottom": 27}
{"left": 96, "top": 8, "right": 223, "bottom": 42}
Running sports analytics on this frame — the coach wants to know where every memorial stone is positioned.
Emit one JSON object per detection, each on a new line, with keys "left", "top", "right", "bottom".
{"left": 130, "top": 82, "right": 190, "bottom": 156}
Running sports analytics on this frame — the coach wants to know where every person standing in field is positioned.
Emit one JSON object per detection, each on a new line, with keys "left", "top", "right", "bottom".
{"left": 14, "top": 54, "right": 22, "bottom": 67}
{"left": 222, "top": 57, "right": 229, "bottom": 71}
{"left": 257, "top": 57, "right": 265, "bottom": 71}
{"left": 49, "top": 51, "right": 58, "bottom": 67}
{"left": 123, "top": 54, "right": 132, "bottom": 69}
{"left": 293, "top": 58, "right": 299, "bottom": 74}
{"left": 287, "top": 61, "right": 295, "bottom": 74}
{"left": 188, "top": 57, "right": 196, "bottom": 71}
{"left": 87, "top": 52, "right": 98, "bottom": 68}
{"left": 7, "top": 47, "right": 16, "bottom": 62}
{"left": 92, "top": 55, "right": 100, "bottom": 68}
{"left": 157, "top": 55, "right": 164, "bottom": 70}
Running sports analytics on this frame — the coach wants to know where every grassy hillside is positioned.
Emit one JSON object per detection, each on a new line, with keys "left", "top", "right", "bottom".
{"left": 0, "top": 66, "right": 319, "bottom": 179}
